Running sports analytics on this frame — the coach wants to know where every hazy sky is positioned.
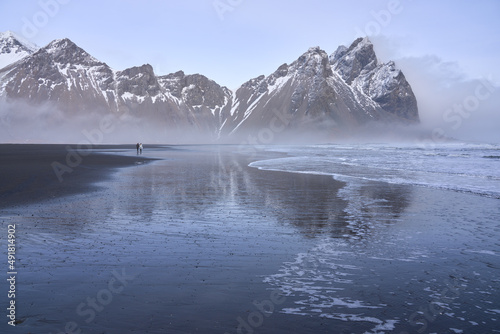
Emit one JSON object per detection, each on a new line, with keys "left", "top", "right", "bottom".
{"left": 0, "top": 0, "right": 497, "bottom": 87}
{"left": 1, "top": 0, "right": 499, "bottom": 142}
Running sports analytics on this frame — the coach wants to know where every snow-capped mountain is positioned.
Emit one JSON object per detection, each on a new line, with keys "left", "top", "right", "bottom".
{"left": 157, "top": 70, "right": 232, "bottom": 134}
{"left": 331, "top": 37, "right": 418, "bottom": 122}
{"left": 0, "top": 36, "right": 229, "bottom": 141}
{"left": 0, "top": 31, "right": 38, "bottom": 69}
{"left": 0, "top": 33, "right": 418, "bottom": 143}
{"left": 219, "top": 38, "right": 418, "bottom": 139}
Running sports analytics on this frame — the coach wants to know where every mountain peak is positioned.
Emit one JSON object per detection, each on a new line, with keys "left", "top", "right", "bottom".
{"left": 42, "top": 38, "right": 102, "bottom": 66}
{"left": 118, "top": 63, "right": 156, "bottom": 78}
{"left": 0, "top": 31, "right": 38, "bottom": 51}
{"left": 0, "top": 31, "right": 16, "bottom": 40}
{"left": 46, "top": 38, "right": 74, "bottom": 48}
{"left": 346, "top": 37, "right": 376, "bottom": 62}
{"left": 301, "top": 46, "right": 328, "bottom": 58}
{"left": 0, "top": 30, "right": 38, "bottom": 69}
{"left": 351, "top": 36, "right": 372, "bottom": 47}
{"left": 331, "top": 37, "right": 378, "bottom": 84}
{"left": 329, "top": 37, "right": 418, "bottom": 122}
{"left": 306, "top": 46, "right": 323, "bottom": 54}
{"left": 0, "top": 35, "right": 419, "bottom": 142}
{"left": 44, "top": 38, "right": 80, "bottom": 55}
{"left": 292, "top": 46, "right": 332, "bottom": 78}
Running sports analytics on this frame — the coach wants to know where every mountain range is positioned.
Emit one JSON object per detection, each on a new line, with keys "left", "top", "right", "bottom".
{"left": 0, "top": 31, "right": 418, "bottom": 143}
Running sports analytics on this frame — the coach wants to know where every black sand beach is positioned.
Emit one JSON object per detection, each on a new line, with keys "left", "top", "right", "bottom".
{"left": 0, "top": 144, "right": 155, "bottom": 210}
{"left": 1, "top": 145, "right": 499, "bottom": 334}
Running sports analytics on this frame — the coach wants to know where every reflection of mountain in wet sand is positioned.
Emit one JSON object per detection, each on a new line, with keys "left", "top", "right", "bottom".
{"left": 114, "top": 147, "right": 414, "bottom": 240}
{"left": 1, "top": 145, "right": 498, "bottom": 334}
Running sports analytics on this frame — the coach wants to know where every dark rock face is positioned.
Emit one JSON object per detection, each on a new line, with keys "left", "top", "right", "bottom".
{"left": 185, "top": 74, "right": 227, "bottom": 109}
{"left": 156, "top": 71, "right": 185, "bottom": 98}
{"left": 45, "top": 38, "right": 102, "bottom": 67}
{"left": 331, "top": 37, "right": 378, "bottom": 85}
{"left": 361, "top": 61, "right": 419, "bottom": 122}
{"left": 220, "top": 41, "right": 419, "bottom": 139}
{"left": 156, "top": 70, "right": 231, "bottom": 136}
{"left": 2, "top": 40, "right": 122, "bottom": 118}
{"left": 0, "top": 33, "right": 419, "bottom": 142}
{"left": 117, "top": 64, "right": 161, "bottom": 97}
{"left": 330, "top": 38, "right": 419, "bottom": 122}
{"left": 157, "top": 70, "right": 230, "bottom": 110}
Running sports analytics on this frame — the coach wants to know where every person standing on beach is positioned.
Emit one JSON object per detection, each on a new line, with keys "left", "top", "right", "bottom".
{"left": 139, "top": 143, "right": 143, "bottom": 155}
{"left": 136, "top": 143, "right": 139, "bottom": 155}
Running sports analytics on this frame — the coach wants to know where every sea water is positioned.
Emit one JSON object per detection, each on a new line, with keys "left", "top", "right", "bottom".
{"left": 250, "top": 142, "right": 500, "bottom": 199}
{"left": 250, "top": 143, "right": 500, "bottom": 333}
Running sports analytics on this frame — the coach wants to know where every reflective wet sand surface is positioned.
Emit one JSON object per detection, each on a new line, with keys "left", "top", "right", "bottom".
{"left": 1, "top": 145, "right": 499, "bottom": 333}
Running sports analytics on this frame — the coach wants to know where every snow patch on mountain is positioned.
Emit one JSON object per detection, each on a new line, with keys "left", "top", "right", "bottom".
{"left": 0, "top": 31, "right": 38, "bottom": 69}
{"left": 0, "top": 32, "right": 419, "bottom": 142}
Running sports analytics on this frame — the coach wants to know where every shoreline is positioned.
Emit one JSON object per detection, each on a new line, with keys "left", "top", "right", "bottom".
{"left": 0, "top": 144, "right": 159, "bottom": 210}
{"left": 0, "top": 144, "right": 498, "bottom": 333}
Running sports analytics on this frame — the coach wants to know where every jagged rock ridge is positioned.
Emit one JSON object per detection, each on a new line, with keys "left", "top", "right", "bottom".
{"left": 0, "top": 33, "right": 419, "bottom": 143}
{"left": 0, "top": 31, "right": 38, "bottom": 69}
{"left": 331, "top": 37, "right": 419, "bottom": 122}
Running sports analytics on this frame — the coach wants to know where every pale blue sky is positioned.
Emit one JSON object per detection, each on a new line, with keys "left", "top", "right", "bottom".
{"left": 1, "top": 0, "right": 499, "bottom": 88}
{"left": 1, "top": 0, "right": 500, "bottom": 141}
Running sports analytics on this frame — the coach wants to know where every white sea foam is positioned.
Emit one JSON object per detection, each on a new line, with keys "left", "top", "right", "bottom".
{"left": 264, "top": 238, "right": 400, "bottom": 333}
{"left": 467, "top": 250, "right": 497, "bottom": 256}
{"left": 257, "top": 143, "right": 500, "bottom": 332}
{"left": 249, "top": 143, "right": 500, "bottom": 199}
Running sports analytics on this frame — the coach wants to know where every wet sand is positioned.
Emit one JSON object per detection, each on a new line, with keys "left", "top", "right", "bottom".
{"left": 1, "top": 145, "right": 499, "bottom": 333}
{"left": 0, "top": 144, "right": 156, "bottom": 210}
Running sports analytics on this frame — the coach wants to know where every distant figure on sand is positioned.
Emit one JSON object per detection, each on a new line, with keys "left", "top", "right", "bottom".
{"left": 136, "top": 143, "right": 139, "bottom": 155}
{"left": 139, "top": 143, "right": 143, "bottom": 154}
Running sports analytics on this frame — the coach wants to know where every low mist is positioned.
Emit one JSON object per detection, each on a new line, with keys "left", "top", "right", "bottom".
{"left": 395, "top": 55, "right": 500, "bottom": 144}
{"left": 1, "top": 81, "right": 498, "bottom": 146}
{"left": 0, "top": 100, "right": 220, "bottom": 145}
{"left": 370, "top": 37, "right": 499, "bottom": 144}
